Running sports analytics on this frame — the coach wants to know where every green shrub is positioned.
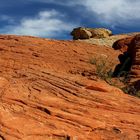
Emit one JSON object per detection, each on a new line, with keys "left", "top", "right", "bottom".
{"left": 90, "top": 55, "right": 114, "bottom": 85}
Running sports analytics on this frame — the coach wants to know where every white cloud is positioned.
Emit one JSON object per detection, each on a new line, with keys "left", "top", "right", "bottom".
{"left": 30, "top": 0, "right": 140, "bottom": 27}
{"left": 1, "top": 10, "right": 78, "bottom": 38}
{"left": 83, "top": 0, "right": 140, "bottom": 26}
{"left": 1, "top": 0, "right": 140, "bottom": 38}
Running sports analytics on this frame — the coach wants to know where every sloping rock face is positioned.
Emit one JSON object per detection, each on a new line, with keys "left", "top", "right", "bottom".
{"left": 0, "top": 35, "right": 140, "bottom": 140}
{"left": 71, "top": 27, "right": 112, "bottom": 40}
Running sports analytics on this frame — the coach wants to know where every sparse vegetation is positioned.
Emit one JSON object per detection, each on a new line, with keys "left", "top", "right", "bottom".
{"left": 90, "top": 55, "right": 115, "bottom": 85}
{"left": 90, "top": 55, "right": 140, "bottom": 98}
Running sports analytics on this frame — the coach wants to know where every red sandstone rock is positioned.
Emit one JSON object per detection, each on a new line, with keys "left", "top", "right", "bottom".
{"left": 0, "top": 35, "right": 139, "bottom": 140}
{"left": 129, "top": 35, "right": 140, "bottom": 84}
{"left": 112, "top": 34, "right": 140, "bottom": 90}
{"left": 112, "top": 36, "right": 135, "bottom": 53}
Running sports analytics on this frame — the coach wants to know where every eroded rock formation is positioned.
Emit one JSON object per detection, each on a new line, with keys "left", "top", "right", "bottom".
{"left": 112, "top": 36, "right": 135, "bottom": 53}
{"left": 0, "top": 35, "right": 140, "bottom": 140}
{"left": 112, "top": 34, "right": 140, "bottom": 90}
{"left": 129, "top": 35, "right": 140, "bottom": 84}
{"left": 71, "top": 27, "right": 112, "bottom": 40}
{"left": 71, "top": 27, "right": 140, "bottom": 48}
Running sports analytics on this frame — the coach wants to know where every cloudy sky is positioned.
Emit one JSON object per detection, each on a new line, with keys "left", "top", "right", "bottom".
{"left": 0, "top": 0, "right": 140, "bottom": 39}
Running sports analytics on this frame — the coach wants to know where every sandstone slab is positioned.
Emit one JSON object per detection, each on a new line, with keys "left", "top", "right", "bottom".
{"left": 0, "top": 35, "right": 139, "bottom": 140}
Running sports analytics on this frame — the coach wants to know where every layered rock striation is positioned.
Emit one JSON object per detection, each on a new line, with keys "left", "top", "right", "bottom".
{"left": 0, "top": 35, "right": 139, "bottom": 140}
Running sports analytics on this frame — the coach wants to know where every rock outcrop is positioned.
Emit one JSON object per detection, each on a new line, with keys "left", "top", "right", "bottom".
{"left": 0, "top": 35, "right": 140, "bottom": 140}
{"left": 129, "top": 35, "right": 140, "bottom": 84}
{"left": 112, "top": 36, "right": 135, "bottom": 77}
{"left": 112, "top": 34, "right": 140, "bottom": 90}
{"left": 80, "top": 34, "right": 131, "bottom": 47}
{"left": 71, "top": 27, "right": 92, "bottom": 39}
{"left": 71, "top": 27, "right": 140, "bottom": 47}
{"left": 71, "top": 27, "right": 112, "bottom": 40}
{"left": 112, "top": 36, "right": 135, "bottom": 53}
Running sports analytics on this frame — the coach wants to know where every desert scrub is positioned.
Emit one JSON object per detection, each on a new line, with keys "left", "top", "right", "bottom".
{"left": 90, "top": 55, "right": 115, "bottom": 85}
{"left": 90, "top": 55, "right": 140, "bottom": 98}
